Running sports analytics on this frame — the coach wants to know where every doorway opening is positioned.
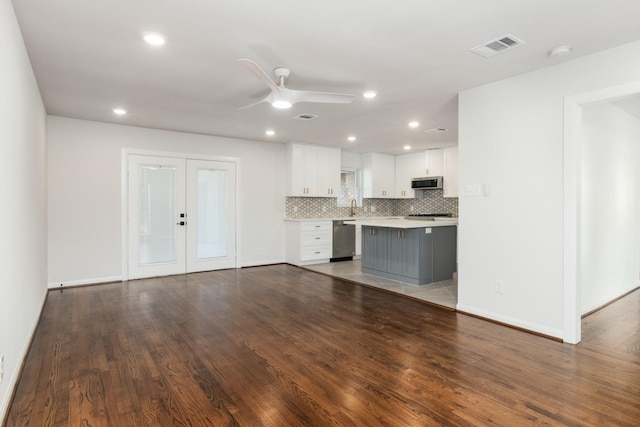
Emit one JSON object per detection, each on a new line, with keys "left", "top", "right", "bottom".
{"left": 564, "top": 81, "right": 640, "bottom": 343}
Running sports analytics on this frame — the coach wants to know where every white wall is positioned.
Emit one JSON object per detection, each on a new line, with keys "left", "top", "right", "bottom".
{"left": 47, "top": 116, "right": 286, "bottom": 286}
{"left": 458, "top": 40, "right": 640, "bottom": 339}
{"left": 0, "top": 0, "right": 48, "bottom": 421}
{"left": 580, "top": 102, "right": 640, "bottom": 313}
{"left": 341, "top": 151, "right": 362, "bottom": 169}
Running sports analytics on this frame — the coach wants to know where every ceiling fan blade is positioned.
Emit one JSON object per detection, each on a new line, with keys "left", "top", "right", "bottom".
{"left": 238, "top": 99, "right": 267, "bottom": 111}
{"left": 237, "top": 58, "right": 280, "bottom": 93}
{"left": 237, "top": 92, "right": 276, "bottom": 110}
{"left": 291, "top": 90, "right": 355, "bottom": 105}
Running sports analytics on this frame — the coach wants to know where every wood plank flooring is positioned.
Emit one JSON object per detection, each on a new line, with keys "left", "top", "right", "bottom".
{"left": 5, "top": 264, "right": 640, "bottom": 426}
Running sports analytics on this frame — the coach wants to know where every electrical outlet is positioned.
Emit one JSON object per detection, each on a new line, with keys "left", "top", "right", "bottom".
{"left": 256, "top": 248, "right": 262, "bottom": 256}
{"left": 495, "top": 279, "right": 505, "bottom": 294}
{"left": 0, "top": 354, "right": 4, "bottom": 383}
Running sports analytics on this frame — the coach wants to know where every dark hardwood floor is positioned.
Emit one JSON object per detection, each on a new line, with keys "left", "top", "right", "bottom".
{"left": 5, "top": 264, "right": 640, "bottom": 426}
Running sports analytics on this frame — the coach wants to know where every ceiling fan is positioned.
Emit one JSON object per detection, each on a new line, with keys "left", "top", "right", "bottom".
{"left": 237, "top": 58, "right": 355, "bottom": 110}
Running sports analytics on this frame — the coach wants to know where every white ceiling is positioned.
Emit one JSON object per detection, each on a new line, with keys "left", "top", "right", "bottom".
{"left": 12, "top": 0, "right": 640, "bottom": 154}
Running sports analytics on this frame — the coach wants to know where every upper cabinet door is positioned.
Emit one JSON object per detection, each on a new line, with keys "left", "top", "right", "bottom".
{"left": 443, "top": 147, "right": 459, "bottom": 198}
{"left": 287, "top": 143, "right": 318, "bottom": 196}
{"left": 424, "top": 149, "right": 444, "bottom": 177}
{"left": 362, "top": 152, "right": 395, "bottom": 198}
{"left": 413, "top": 151, "right": 428, "bottom": 177}
{"left": 287, "top": 143, "right": 340, "bottom": 197}
{"left": 316, "top": 146, "right": 340, "bottom": 197}
{"left": 394, "top": 153, "right": 415, "bottom": 198}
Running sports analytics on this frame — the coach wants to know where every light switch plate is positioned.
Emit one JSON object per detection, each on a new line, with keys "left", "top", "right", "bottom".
{"left": 466, "top": 184, "right": 482, "bottom": 197}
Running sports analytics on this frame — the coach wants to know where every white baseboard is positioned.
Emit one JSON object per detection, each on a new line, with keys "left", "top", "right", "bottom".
{"left": 48, "top": 275, "right": 122, "bottom": 289}
{"left": 456, "top": 303, "right": 563, "bottom": 340}
{"left": 0, "top": 288, "right": 47, "bottom": 424}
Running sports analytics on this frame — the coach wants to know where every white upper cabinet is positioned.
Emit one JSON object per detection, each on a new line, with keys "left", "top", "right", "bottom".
{"left": 394, "top": 153, "right": 416, "bottom": 198}
{"left": 316, "top": 146, "right": 341, "bottom": 197}
{"left": 423, "top": 149, "right": 444, "bottom": 177}
{"left": 414, "top": 151, "right": 428, "bottom": 177}
{"left": 443, "top": 147, "right": 459, "bottom": 198}
{"left": 362, "top": 152, "right": 395, "bottom": 198}
{"left": 410, "top": 149, "right": 444, "bottom": 178}
{"left": 287, "top": 143, "right": 340, "bottom": 197}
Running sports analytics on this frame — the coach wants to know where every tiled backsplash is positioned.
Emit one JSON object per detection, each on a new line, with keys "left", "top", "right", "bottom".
{"left": 286, "top": 190, "right": 458, "bottom": 219}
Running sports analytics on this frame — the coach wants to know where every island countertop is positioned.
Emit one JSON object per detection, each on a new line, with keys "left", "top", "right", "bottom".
{"left": 345, "top": 218, "right": 458, "bottom": 229}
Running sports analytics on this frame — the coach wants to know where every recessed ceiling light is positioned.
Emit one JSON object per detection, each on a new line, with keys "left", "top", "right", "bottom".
{"left": 403, "top": 145, "right": 411, "bottom": 150}
{"left": 265, "top": 129, "right": 275, "bottom": 136}
{"left": 363, "top": 91, "right": 377, "bottom": 99}
{"left": 549, "top": 45, "right": 573, "bottom": 57}
{"left": 143, "top": 32, "right": 166, "bottom": 46}
{"left": 408, "top": 121, "right": 420, "bottom": 128}
{"left": 113, "top": 108, "right": 127, "bottom": 115}
{"left": 347, "top": 136, "right": 356, "bottom": 142}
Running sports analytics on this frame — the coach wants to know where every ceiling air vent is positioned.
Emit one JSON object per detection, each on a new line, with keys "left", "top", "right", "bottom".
{"left": 425, "top": 127, "right": 448, "bottom": 134}
{"left": 294, "top": 114, "right": 318, "bottom": 121}
{"left": 470, "top": 34, "right": 524, "bottom": 58}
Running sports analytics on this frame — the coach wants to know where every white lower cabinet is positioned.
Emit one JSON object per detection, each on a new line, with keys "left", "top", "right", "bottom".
{"left": 285, "top": 221, "right": 333, "bottom": 265}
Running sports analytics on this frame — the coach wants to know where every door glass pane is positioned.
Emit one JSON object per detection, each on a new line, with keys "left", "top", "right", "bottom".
{"left": 138, "top": 165, "right": 177, "bottom": 264}
{"left": 197, "top": 168, "right": 227, "bottom": 259}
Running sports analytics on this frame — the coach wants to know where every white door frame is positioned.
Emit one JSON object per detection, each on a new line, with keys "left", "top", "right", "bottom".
{"left": 121, "top": 148, "right": 241, "bottom": 280}
{"left": 563, "top": 80, "right": 640, "bottom": 344}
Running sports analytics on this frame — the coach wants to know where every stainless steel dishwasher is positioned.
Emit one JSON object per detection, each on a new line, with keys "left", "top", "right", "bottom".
{"left": 331, "top": 220, "right": 356, "bottom": 261}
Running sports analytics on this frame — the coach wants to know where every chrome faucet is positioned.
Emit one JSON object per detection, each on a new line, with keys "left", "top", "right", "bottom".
{"left": 349, "top": 199, "right": 357, "bottom": 217}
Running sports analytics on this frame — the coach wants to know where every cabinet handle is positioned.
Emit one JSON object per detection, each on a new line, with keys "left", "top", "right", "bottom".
{"left": 315, "top": 237, "right": 321, "bottom": 240}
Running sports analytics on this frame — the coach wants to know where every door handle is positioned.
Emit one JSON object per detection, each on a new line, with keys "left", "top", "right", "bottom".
{"left": 176, "top": 221, "right": 186, "bottom": 226}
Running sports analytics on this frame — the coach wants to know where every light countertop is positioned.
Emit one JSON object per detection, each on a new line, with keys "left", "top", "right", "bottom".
{"left": 284, "top": 216, "right": 402, "bottom": 222}
{"left": 345, "top": 218, "right": 458, "bottom": 229}
{"left": 284, "top": 217, "right": 458, "bottom": 228}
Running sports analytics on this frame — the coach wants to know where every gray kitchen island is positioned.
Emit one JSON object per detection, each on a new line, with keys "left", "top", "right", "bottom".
{"left": 351, "top": 218, "right": 457, "bottom": 286}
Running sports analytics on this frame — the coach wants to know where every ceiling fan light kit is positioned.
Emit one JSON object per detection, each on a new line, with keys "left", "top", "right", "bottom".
{"left": 272, "top": 100, "right": 292, "bottom": 109}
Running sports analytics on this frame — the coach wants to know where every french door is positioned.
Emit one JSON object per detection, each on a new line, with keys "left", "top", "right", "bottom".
{"left": 127, "top": 155, "right": 236, "bottom": 279}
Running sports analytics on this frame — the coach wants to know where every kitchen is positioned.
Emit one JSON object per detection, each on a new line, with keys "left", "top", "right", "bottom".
{"left": 284, "top": 142, "right": 459, "bottom": 308}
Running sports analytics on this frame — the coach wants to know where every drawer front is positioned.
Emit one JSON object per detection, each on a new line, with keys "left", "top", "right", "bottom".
{"left": 300, "top": 231, "right": 331, "bottom": 246}
{"left": 300, "top": 245, "right": 332, "bottom": 261}
{"left": 301, "top": 221, "right": 332, "bottom": 232}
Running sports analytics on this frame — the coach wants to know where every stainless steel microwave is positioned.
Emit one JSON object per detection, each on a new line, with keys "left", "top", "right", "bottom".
{"left": 411, "top": 176, "right": 443, "bottom": 190}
